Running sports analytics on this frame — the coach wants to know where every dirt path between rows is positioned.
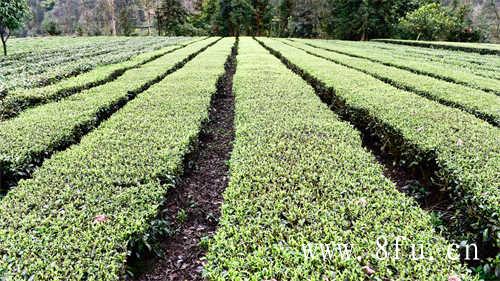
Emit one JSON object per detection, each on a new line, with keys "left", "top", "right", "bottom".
{"left": 133, "top": 39, "right": 238, "bottom": 281}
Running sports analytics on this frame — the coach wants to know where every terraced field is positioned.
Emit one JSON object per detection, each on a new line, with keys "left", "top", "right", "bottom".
{"left": 0, "top": 37, "right": 498, "bottom": 280}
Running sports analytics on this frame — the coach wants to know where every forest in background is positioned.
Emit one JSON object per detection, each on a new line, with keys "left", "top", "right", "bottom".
{"left": 11, "top": 0, "right": 500, "bottom": 42}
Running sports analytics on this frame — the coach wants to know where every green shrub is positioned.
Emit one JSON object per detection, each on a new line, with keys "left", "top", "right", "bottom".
{"left": 398, "top": 3, "right": 483, "bottom": 42}
{"left": 0, "top": 38, "right": 218, "bottom": 188}
{"left": 258, "top": 37, "right": 499, "bottom": 277}
{"left": 205, "top": 37, "right": 471, "bottom": 280}
{"left": 284, "top": 39, "right": 500, "bottom": 126}
{"left": 0, "top": 37, "right": 234, "bottom": 280}
{"left": 41, "top": 18, "right": 62, "bottom": 36}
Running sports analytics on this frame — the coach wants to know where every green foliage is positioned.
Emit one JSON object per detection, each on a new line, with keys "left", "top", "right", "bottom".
{"left": 230, "top": 0, "right": 254, "bottom": 35}
{"left": 398, "top": 3, "right": 483, "bottom": 42}
{"left": 324, "top": 0, "right": 431, "bottom": 40}
{"left": 250, "top": 0, "right": 274, "bottom": 35}
{"left": 0, "top": 37, "right": 186, "bottom": 92}
{"left": 196, "top": 0, "right": 273, "bottom": 36}
{"left": 213, "top": 0, "right": 255, "bottom": 36}
{"left": 41, "top": 17, "right": 61, "bottom": 35}
{"left": 195, "top": 0, "right": 221, "bottom": 33}
{"left": 298, "top": 39, "right": 500, "bottom": 94}
{"left": 289, "top": 39, "right": 500, "bottom": 125}
{"left": 0, "top": 40, "right": 193, "bottom": 121}
{"left": 205, "top": 37, "right": 471, "bottom": 279}
{"left": 0, "top": 37, "right": 234, "bottom": 279}
{"left": 277, "top": 0, "right": 293, "bottom": 36}
{"left": 287, "top": 0, "right": 318, "bottom": 38}
{"left": 0, "top": 0, "right": 30, "bottom": 55}
{"left": 157, "top": 0, "right": 188, "bottom": 36}
{"left": 372, "top": 38, "right": 500, "bottom": 55}
{"left": 259, "top": 38, "right": 499, "bottom": 275}
{"left": 118, "top": 5, "right": 134, "bottom": 36}
{"left": 0, "top": 0, "right": 30, "bottom": 32}
{"left": 0, "top": 38, "right": 216, "bottom": 186}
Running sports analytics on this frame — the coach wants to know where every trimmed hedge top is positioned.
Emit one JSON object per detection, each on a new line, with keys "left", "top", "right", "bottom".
{"left": 283, "top": 39, "right": 500, "bottom": 126}
{"left": 300, "top": 39, "right": 500, "bottom": 94}
{"left": 260, "top": 37, "right": 499, "bottom": 260}
{"left": 0, "top": 37, "right": 235, "bottom": 280}
{"left": 371, "top": 39, "right": 500, "bottom": 55}
{"left": 0, "top": 37, "right": 217, "bottom": 187}
{"left": 0, "top": 38, "right": 200, "bottom": 121}
{"left": 204, "top": 37, "right": 470, "bottom": 280}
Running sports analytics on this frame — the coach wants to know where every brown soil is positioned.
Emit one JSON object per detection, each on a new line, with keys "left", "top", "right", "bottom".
{"left": 133, "top": 40, "right": 237, "bottom": 281}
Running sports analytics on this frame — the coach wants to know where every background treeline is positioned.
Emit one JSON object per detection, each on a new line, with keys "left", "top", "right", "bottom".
{"left": 17, "top": 0, "right": 500, "bottom": 42}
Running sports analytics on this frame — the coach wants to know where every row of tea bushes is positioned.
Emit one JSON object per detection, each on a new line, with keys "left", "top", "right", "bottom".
{"left": 258, "top": 37, "right": 499, "bottom": 274}
{"left": 371, "top": 39, "right": 500, "bottom": 55}
{"left": 0, "top": 37, "right": 235, "bottom": 281}
{"left": 204, "top": 37, "right": 470, "bottom": 280}
{"left": 298, "top": 39, "right": 500, "bottom": 94}
{"left": 0, "top": 38, "right": 219, "bottom": 189}
{"left": 0, "top": 38, "right": 205, "bottom": 121}
{"left": 283, "top": 39, "right": 500, "bottom": 126}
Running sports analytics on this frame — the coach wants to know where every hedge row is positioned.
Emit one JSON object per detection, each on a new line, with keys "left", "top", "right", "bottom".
{"left": 0, "top": 37, "right": 182, "bottom": 74}
{"left": 282, "top": 39, "right": 500, "bottom": 126}
{"left": 332, "top": 40, "right": 500, "bottom": 73}
{"left": 0, "top": 37, "right": 219, "bottom": 190}
{"left": 371, "top": 39, "right": 500, "bottom": 55}
{"left": 0, "top": 36, "right": 139, "bottom": 62}
{"left": 0, "top": 37, "right": 235, "bottom": 281}
{"left": 360, "top": 42, "right": 500, "bottom": 79}
{"left": 0, "top": 38, "right": 129, "bottom": 68}
{"left": 297, "top": 39, "right": 500, "bottom": 94}
{"left": 340, "top": 40, "right": 500, "bottom": 71}
{"left": 205, "top": 37, "right": 470, "bottom": 280}
{"left": 258, "top": 37, "right": 499, "bottom": 272}
{"left": 1, "top": 38, "right": 134, "bottom": 76}
{"left": 0, "top": 38, "right": 204, "bottom": 121}
{"left": 1, "top": 37, "right": 189, "bottom": 91}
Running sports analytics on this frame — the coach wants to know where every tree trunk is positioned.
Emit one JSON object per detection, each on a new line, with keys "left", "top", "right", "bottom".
{"left": 157, "top": 13, "right": 161, "bottom": 36}
{"left": 0, "top": 27, "right": 8, "bottom": 56}
{"left": 492, "top": 0, "right": 500, "bottom": 37}
{"left": 108, "top": 0, "right": 117, "bottom": 35}
{"left": 1, "top": 38, "right": 6, "bottom": 56}
{"left": 147, "top": 10, "right": 151, "bottom": 35}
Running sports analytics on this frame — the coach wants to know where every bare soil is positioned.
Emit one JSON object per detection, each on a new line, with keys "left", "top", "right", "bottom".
{"left": 134, "top": 40, "right": 237, "bottom": 281}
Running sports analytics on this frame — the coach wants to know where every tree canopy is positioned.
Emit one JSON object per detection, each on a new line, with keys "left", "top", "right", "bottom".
{"left": 3, "top": 0, "right": 498, "bottom": 42}
{"left": 0, "top": 0, "right": 30, "bottom": 55}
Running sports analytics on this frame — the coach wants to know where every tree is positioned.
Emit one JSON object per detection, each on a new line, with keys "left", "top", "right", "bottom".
{"left": 218, "top": 0, "right": 233, "bottom": 35}
{"left": 398, "top": 3, "right": 453, "bottom": 40}
{"left": 288, "top": 0, "right": 319, "bottom": 38}
{"left": 195, "top": 0, "right": 220, "bottom": 34}
{"left": 324, "top": 0, "right": 431, "bottom": 40}
{"left": 104, "top": 0, "right": 117, "bottom": 35}
{"left": 398, "top": 2, "right": 482, "bottom": 41}
{"left": 230, "top": 0, "right": 253, "bottom": 35}
{"left": 41, "top": 16, "right": 62, "bottom": 34}
{"left": 139, "top": 0, "right": 156, "bottom": 35}
{"left": 277, "top": 0, "right": 293, "bottom": 36}
{"left": 156, "top": 0, "right": 187, "bottom": 35}
{"left": 0, "top": 0, "right": 30, "bottom": 56}
{"left": 117, "top": 0, "right": 134, "bottom": 35}
{"left": 251, "top": 0, "right": 273, "bottom": 35}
